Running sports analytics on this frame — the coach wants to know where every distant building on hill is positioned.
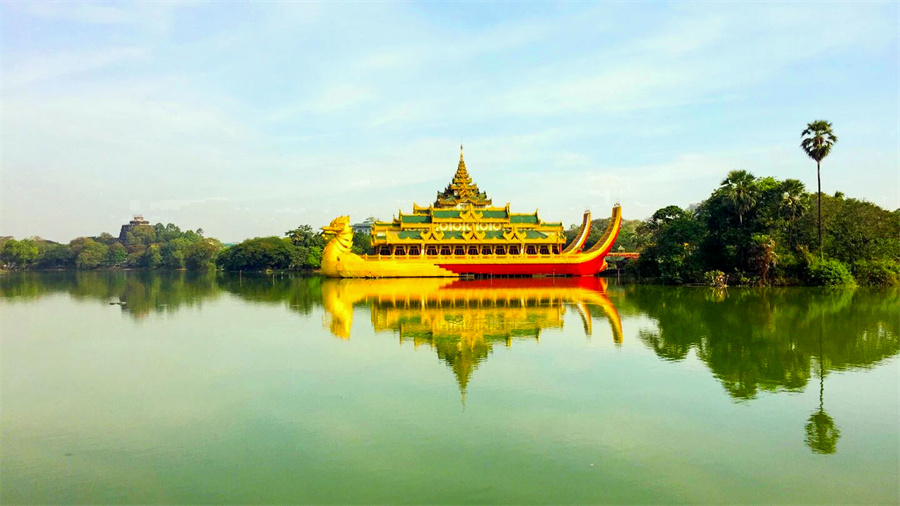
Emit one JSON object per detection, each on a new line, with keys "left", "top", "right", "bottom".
{"left": 351, "top": 216, "right": 379, "bottom": 234}
{"left": 119, "top": 216, "right": 150, "bottom": 241}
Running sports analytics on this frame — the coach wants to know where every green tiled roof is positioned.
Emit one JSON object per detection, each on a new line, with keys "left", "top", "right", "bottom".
{"left": 510, "top": 214, "right": 538, "bottom": 224}
{"left": 525, "top": 230, "right": 549, "bottom": 239}
{"left": 433, "top": 210, "right": 461, "bottom": 219}
{"left": 483, "top": 231, "right": 504, "bottom": 239}
{"left": 443, "top": 231, "right": 464, "bottom": 239}
{"left": 398, "top": 231, "right": 422, "bottom": 239}
{"left": 481, "top": 210, "right": 508, "bottom": 219}
{"left": 401, "top": 215, "right": 431, "bottom": 224}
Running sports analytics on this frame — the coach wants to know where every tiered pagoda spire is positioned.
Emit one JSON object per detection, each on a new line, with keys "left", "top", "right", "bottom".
{"left": 434, "top": 145, "right": 492, "bottom": 208}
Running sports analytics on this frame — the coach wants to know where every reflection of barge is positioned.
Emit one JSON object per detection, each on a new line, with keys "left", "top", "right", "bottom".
{"left": 320, "top": 147, "right": 622, "bottom": 278}
{"left": 321, "top": 277, "right": 623, "bottom": 399}
{"left": 322, "top": 276, "right": 622, "bottom": 343}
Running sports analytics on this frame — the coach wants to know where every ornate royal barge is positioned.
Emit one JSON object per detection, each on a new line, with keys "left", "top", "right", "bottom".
{"left": 320, "top": 147, "right": 621, "bottom": 278}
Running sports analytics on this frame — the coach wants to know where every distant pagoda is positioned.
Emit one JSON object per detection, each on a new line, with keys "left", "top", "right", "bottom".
{"left": 118, "top": 215, "right": 150, "bottom": 242}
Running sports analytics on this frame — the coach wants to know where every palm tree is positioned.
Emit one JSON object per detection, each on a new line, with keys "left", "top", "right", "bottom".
{"left": 780, "top": 179, "right": 809, "bottom": 247}
{"left": 800, "top": 120, "right": 838, "bottom": 256}
{"left": 751, "top": 233, "right": 778, "bottom": 285}
{"left": 721, "top": 170, "right": 757, "bottom": 226}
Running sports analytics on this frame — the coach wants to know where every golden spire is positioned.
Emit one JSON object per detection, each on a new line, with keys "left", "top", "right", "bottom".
{"left": 435, "top": 145, "right": 491, "bottom": 208}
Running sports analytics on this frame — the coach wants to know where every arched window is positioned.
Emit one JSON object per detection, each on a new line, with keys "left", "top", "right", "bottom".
{"left": 425, "top": 245, "right": 438, "bottom": 256}
{"left": 508, "top": 245, "right": 520, "bottom": 255}
{"left": 395, "top": 246, "right": 406, "bottom": 256}
{"left": 440, "top": 246, "right": 452, "bottom": 256}
{"left": 408, "top": 246, "right": 420, "bottom": 256}
{"left": 525, "top": 245, "right": 537, "bottom": 255}
{"left": 496, "top": 245, "right": 507, "bottom": 255}
{"left": 481, "top": 246, "right": 492, "bottom": 255}
{"left": 379, "top": 246, "right": 391, "bottom": 255}
{"left": 467, "top": 246, "right": 479, "bottom": 256}
{"left": 539, "top": 245, "right": 550, "bottom": 255}
{"left": 453, "top": 246, "right": 465, "bottom": 256}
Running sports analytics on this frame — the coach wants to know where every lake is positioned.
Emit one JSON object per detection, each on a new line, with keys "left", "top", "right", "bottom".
{"left": 2, "top": 271, "right": 898, "bottom": 504}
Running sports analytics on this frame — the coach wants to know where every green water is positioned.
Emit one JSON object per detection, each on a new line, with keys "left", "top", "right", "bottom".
{"left": 2, "top": 271, "right": 898, "bottom": 504}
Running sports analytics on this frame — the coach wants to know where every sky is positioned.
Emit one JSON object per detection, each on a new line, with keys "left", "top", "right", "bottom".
{"left": 1, "top": 1, "right": 898, "bottom": 243}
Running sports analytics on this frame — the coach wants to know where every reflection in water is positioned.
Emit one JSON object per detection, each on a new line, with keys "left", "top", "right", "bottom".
{"left": 625, "top": 286, "right": 898, "bottom": 454}
{"left": 321, "top": 277, "right": 623, "bottom": 400}
{"left": 0, "top": 270, "right": 220, "bottom": 319}
{"left": 625, "top": 287, "right": 898, "bottom": 398}
{"left": 4, "top": 272, "right": 897, "bottom": 455}
{"left": 0, "top": 271, "right": 322, "bottom": 320}
{"left": 806, "top": 317, "right": 840, "bottom": 454}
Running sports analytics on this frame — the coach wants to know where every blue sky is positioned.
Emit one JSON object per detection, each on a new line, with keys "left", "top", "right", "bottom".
{"left": 2, "top": 1, "right": 898, "bottom": 243}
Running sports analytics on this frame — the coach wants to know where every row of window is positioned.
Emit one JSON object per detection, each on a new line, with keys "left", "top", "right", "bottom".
{"left": 375, "top": 244, "right": 561, "bottom": 256}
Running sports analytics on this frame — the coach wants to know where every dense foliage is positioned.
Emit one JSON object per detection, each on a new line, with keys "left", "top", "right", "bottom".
{"left": 628, "top": 171, "right": 899, "bottom": 285}
{"left": 1, "top": 222, "right": 222, "bottom": 271}
{"left": 216, "top": 224, "right": 370, "bottom": 271}
{"left": 1, "top": 219, "right": 373, "bottom": 272}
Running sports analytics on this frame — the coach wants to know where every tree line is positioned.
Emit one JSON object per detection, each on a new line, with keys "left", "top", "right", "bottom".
{"left": 626, "top": 172, "right": 898, "bottom": 286}
{"left": 0, "top": 221, "right": 371, "bottom": 273}
{"left": 0, "top": 223, "right": 223, "bottom": 271}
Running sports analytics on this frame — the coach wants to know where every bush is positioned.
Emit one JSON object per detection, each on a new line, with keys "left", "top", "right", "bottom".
{"left": 704, "top": 270, "right": 727, "bottom": 287}
{"left": 852, "top": 260, "right": 899, "bottom": 286}
{"left": 805, "top": 258, "right": 855, "bottom": 287}
{"left": 218, "top": 237, "right": 294, "bottom": 271}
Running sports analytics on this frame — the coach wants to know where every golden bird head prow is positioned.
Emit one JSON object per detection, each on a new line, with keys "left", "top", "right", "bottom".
{"left": 321, "top": 215, "right": 355, "bottom": 254}
{"left": 321, "top": 216, "right": 351, "bottom": 240}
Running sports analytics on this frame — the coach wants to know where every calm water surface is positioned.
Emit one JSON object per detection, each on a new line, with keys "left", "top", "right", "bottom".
{"left": 2, "top": 272, "right": 898, "bottom": 504}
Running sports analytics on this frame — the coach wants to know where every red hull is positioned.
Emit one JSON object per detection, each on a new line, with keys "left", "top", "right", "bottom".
{"left": 436, "top": 253, "right": 610, "bottom": 277}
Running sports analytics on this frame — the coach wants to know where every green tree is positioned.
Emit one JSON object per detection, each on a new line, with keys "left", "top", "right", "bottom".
{"left": 779, "top": 179, "right": 809, "bottom": 247}
{"left": 34, "top": 242, "right": 75, "bottom": 268}
{"left": 286, "top": 224, "right": 326, "bottom": 249}
{"left": 126, "top": 224, "right": 156, "bottom": 251}
{"left": 351, "top": 232, "right": 372, "bottom": 255}
{"left": 751, "top": 234, "right": 778, "bottom": 285}
{"left": 138, "top": 244, "right": 163, "bottom": 269}
{"left": 218, "top": 237, "right": 295, "bottom": 271}
{"left": 800, "top": 120, "right": 838, "bottom": 255}
{"left": 721, "top": 170, "right": 757, "bottom": 226}
{"left": 106, "top": 242, "right": 128, "bottom": 266}
{"left": 0, "top": 239, "right": 39, "bottom": 269}
{"left": 160, "top": 238, "right": 191, "bottom": 269}
{"left": 76, "top": 239, "right": 108, "bottom": 269}
{"left": 96, "top": 232, "right": 117, "bottom": 245}
{"left": 184, "top": 240, "right": 222, "bottom": 271}
{"left": 632, "top": 207, "right": 706, "bottom": 284}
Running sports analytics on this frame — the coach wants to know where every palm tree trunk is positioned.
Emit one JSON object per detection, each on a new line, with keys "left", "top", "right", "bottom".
{"left": 817, "top": 160, "right": 822, "bottom": 257}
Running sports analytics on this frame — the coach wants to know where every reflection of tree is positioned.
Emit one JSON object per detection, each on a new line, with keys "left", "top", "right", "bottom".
{"left": 217, "top": 273, "right": 322, "bottom": 315}
{"left": 1, "top": 271, "right": 324, "bottom": 320}
{"left": 626, "top": 287, "right": 899, "bottom": 400}
{"left": 805, "top": 317, "right": 840, "bottom": 454}
{"left": 0, "top": 271, "right": 220, "bottom": 319}
{"left": 806, "top": 408, "right": 839, "bottom": 454}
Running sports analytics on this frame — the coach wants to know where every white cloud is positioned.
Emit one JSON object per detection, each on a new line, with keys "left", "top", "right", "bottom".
{"left": 2, "top": 47, "right": 147, "bottom": 90}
